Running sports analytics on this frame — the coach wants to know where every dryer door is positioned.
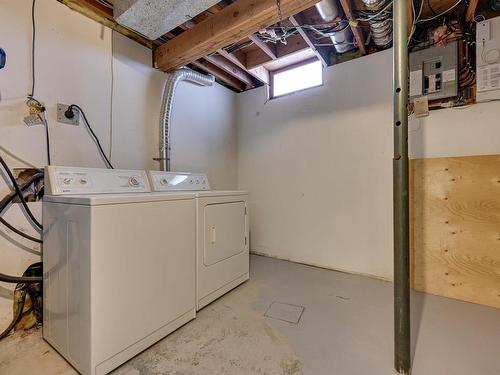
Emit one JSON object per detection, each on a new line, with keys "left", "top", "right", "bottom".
{"left": 204, "top": 201, "right": 246, "bottom": 265}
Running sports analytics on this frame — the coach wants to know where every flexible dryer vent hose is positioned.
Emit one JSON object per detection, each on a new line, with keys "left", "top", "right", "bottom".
{"left": 158, "top": 68, "right": 215, "bottom": 171}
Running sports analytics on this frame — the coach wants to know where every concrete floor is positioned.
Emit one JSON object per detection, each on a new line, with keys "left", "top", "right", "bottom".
{"left": 1, "top": 254, "right": 499, "bottom": 374}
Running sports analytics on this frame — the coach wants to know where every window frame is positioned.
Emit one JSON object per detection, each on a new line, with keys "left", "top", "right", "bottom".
{"left": 268, "top": 58, "right": 324, "bottom": 100}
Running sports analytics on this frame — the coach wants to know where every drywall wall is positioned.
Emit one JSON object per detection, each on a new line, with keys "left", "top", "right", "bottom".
{"left": 237, "top": 48, "right": 500, "bottom": 281}
{"left": 0, "top": 0, "right": 237, "bottom": 327}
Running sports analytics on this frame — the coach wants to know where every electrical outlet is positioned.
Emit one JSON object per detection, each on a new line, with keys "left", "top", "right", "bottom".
{"left": 57, "top": 103, "right": 79, "bottom": 126}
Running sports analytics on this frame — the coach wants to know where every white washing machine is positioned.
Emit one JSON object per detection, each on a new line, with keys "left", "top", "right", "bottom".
{"left": 148, "top": 171, "right": 249, "bottom": 310}
{"left": 43, "top": 166, "right": 196, "bottom": 375}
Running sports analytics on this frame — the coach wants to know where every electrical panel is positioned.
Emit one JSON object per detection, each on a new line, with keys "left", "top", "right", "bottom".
{"left": 476, "top": 16, "right": 500, "bottom": 102}
{"left": 409, "top": 41, "right": 458, "bottom": 102}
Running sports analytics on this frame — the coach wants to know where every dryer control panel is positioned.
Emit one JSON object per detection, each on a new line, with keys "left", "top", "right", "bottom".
{"left": 148, "top": 171, "right": 210, "bottom": 191}
{"left": 45, "top": 166, "right": 150, "bottom": 195}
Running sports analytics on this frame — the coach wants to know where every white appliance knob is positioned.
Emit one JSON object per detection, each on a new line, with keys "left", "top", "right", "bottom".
{"left": 80, "top": 178, "right": 88, "bottom": 185}
{"left": 129, "top": 177, "right": 140, "bottom": 186}
{"left": 160, "top": 178, "right": 169, "bottom": 185}
{"left": 63, "top": 178, "right": 72, "bottom": 185}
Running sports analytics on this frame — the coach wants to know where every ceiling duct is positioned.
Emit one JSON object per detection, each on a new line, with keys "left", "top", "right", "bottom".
{"left": 114, "top": 0, "right": 221, "bottom": 40}
{"left": 315, "top": 0, "right": 355, "bottom": 54}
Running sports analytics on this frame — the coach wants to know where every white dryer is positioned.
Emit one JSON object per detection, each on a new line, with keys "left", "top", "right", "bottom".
{"left": 43, "top": 166, "right": 196, "bottom": 375}
{"left": 148, "top": 171, "right": 249, "bottom": 310}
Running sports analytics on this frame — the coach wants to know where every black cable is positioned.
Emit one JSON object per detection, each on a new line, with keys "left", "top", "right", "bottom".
{"left": 0, "top": 218, "right": 42, "bottom": 244}
{"left": 67, "top": 105, "right": 114, "bottom": 169}
{"left": 427, "top": 0, "right": 439, "bottom": 15}
{"left": 0, "top": 290, "right": 27, "bottom": 340}
{"left": 29, "top": 0, "right": 36, "bottom": 98}
{"left": 0, "top": 173, "right": 43, "bottom": 244}
{"left": 0, "top": 156, "right": 42, "bottom": 230}
{"left": 0, "top": 273, "right": 42, "bottom": 284}
{"left": 42, "top": 116, "right": 51, "bottom": 165}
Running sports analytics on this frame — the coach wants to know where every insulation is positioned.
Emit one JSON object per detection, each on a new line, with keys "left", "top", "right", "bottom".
{"left": 114, "top": 0, "right": 221, "bottom": 40}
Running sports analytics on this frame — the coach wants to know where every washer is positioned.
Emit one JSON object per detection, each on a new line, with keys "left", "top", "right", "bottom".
{"left": 148, "top": 171, "right": 249, "bottom": 310}
{"left": 43, "top": 166, "right": 196, "bottom": 375}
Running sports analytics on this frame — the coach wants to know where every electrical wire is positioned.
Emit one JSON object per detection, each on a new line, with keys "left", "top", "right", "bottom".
{"left": 356, "top": 1, "right": 393, "bottom": 22}
{"left": 0, "top": 218, "right": 42, "bottom": 244}
{"left": 67, "top": 105, "right": 114, "bottom": 169}
{"left": 0, "top": 273, "right": 42, "bottom": 284}
{"left": 417, "top": 0, "right": 464, "bottom": 23}
{"left": 28, "top": 0, "right": 36, "bottom": 99}
{"left": 0, "top": 172, "right": 44, "bottom": 244}
{"left": 0, "top": 156, "right": 42, "bottom": 230}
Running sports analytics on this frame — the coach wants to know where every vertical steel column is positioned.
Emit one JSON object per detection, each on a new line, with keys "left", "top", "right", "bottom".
{"left": 393, "top": 0, "right": 410, "bottom": 374}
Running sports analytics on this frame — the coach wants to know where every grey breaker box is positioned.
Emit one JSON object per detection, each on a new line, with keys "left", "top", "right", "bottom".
{"left": 409, "top": 41, "right": 459, "bottom": 102}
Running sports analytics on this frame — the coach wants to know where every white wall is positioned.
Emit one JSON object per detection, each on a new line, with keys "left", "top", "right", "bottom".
{"left": 0, "top": 0, "right": 237, "bottom": 326}
{"left": 237, "top": 48, "right": 500, "bottom": 281}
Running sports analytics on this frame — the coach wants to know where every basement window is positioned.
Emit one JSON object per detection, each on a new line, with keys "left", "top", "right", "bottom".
{"left": 270, "top": 59, "right": 323, "bottom": 99}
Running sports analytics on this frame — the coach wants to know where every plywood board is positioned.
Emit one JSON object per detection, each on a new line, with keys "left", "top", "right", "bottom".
{"left": 411, "top": 155, "right": 500, "bottom": 308}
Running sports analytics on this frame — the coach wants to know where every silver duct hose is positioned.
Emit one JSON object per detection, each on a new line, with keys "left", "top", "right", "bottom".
{"left": 315, "top": 0, "right": 355, "bottom": 54}
{"left": 157, "top": 68, "right": 214, "bottom": 171}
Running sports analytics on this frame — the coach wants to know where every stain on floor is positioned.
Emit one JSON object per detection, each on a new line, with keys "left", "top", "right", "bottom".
{"left": 0, "top": 281, "right": 302, "bottom": 375}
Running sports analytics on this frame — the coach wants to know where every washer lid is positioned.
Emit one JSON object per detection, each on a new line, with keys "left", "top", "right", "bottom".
{"left": 44, "top": 192, "right": 196, "bottom": 206}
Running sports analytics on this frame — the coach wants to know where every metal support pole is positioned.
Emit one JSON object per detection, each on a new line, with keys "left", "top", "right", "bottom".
{"left": 393, "top": 0, "right": 410, "bottom": 374}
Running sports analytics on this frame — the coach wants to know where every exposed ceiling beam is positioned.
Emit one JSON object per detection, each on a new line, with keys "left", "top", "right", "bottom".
{"left": 289, "top": 15, "right": 329, "bottom": 66}
{"left": 245, "top": 34, "right": 309, "bottom": 69}
{"left": 153, "top": 0, "right": 322, "bottom": 72}
{"left": 249, "top": 34, "right": 278, "bottom": 59}
{"left": 57, "top": 0, "right": 159, "bottom": 49}
{"left": 217, "top": 49, "right": 270, "bottom": 84}
{"left": 191, "top": 60, "right": 246, "bottom": 92}
{"left": 466, "top": 0, "right": 479, "bottom": 22}
{"left": 338, "top": 0, "right": 366, "bottom": 55}
{"left": 205, "top": 54, "right": 256, "bottom": 87}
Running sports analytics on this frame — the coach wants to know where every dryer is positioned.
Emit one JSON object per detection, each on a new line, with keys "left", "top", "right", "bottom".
{"left": 43, "top": 166, "right": 196, "bottom": 375}
{"left": 148, "top": 171, "right": 249, "bottom": 310}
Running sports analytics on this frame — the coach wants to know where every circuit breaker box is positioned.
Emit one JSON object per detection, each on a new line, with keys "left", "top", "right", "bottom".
{"left": 476, "top": 16, "right": 500, "bottom": 102}
{"left": 409, "top": 41, "right": 459, "bottom": 102}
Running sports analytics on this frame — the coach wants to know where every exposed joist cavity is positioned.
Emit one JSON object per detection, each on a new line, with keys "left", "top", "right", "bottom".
{"left": 191, "top": 59, "right": 247, "bottom": 92}
{"left": 153, "top": 0, "right": 322, "bottom": 72}
{"left": 249, "top": 34, "right": 278, "bottom": 60}
{"left": 338, "top": 0, "right": 366, "bottom": 55}
{"left": 289, "top": 14, "right": 329, "bottom": 66}
{"left": 245, "top": 34, "right": 309, "bottom": 69}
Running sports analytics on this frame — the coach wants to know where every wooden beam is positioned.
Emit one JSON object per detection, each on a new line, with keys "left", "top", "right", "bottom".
{"left": 57, "top": 0, "right": 158, "bottom": 49}
{"left": 249, "top": 34, "right": 278, "bottom": 59}
{"left": 154, "top": 0, "right": 321, "bottom": 72}
{"left": 245, "top": 34, "right": 309, "bottom": 69}
{"left": 289, "top": 15, "right": 328, "bottom": 66}
{"left": 466, "top": 0, "right": 479, "bottom": 22}
{"left": 191, "top": 60, "right": 246, "bottom": 92}
{"left": 338, "top": 0, "right": 366, "bottom": 55}
{"left": 205, "top": 54, "right": 256, "bottom": 87}
{"left": 217, "top": 49, "right": 269, "bottom": 84}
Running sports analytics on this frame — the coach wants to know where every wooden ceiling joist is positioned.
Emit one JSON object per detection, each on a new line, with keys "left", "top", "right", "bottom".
{"left": 191, "top": 59, "right": 246, "bottom": 92}
{"left": 249, "top": 34, "right": 278, "bottom": 60}
{"left": 205, "top": 54, "right": 256, "bottom": 87}
{"left": 245, "top": 34, "right": 309, "bottom": 69}
{"left": 153, "top": 0, "right": 321, "bottom": 72}
{"left": 338, "top": 0, "right": 366, "bottom": 55}
{"left": 289, "top": 15, "right": 329, "bottom": 66}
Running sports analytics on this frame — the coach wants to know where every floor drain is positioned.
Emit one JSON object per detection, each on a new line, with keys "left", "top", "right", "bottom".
{"left": 264, "top": 302, "right": 305, "bottom": 324}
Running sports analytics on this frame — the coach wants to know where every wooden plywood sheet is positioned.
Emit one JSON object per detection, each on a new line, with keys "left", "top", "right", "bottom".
{"left": 411, "top": 155, "right": 500, "bottom": 308}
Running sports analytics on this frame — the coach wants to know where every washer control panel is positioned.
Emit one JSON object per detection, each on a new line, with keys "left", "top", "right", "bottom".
{"left": 148, "top": 171, "right": 210, "bottom": 191}
{"left": 46, "top": 166, "right": 151, "bottom": 195}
